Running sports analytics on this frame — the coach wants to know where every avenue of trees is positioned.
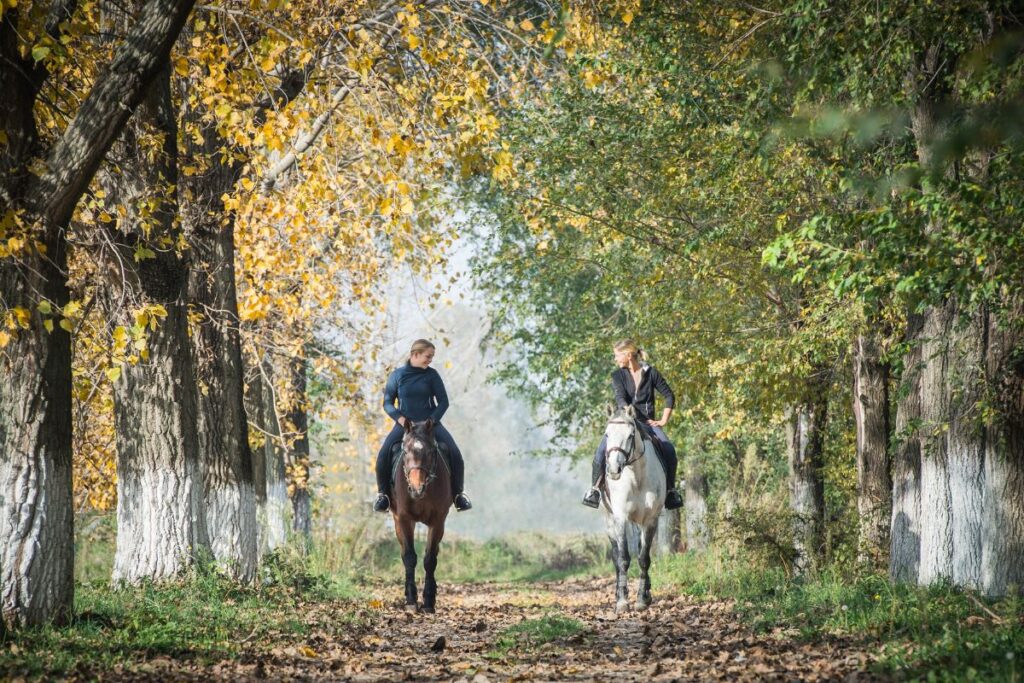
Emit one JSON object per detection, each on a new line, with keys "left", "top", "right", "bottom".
{"left": 470, "top": 0, "right": 1024, "bottom": 596}
{"left": 2, "top": 0, "right": 1021, "bottom": 634}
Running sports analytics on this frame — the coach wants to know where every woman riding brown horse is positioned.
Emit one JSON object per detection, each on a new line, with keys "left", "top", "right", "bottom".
{"left": 391, "top": 418, "right": 450, "bottom": 612}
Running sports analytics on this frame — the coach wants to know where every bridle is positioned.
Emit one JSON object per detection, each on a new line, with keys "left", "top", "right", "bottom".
{"left": 402, "top": 436, "right": 439, "bottom": 497}
{"left": 606, "top": 418, "right": 645, "bottom": 468}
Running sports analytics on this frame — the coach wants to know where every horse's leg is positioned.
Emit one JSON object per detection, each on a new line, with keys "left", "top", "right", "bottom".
{"left": 610, "top": 519, "right": 631, "bottom": 615}
{"left": 421, "top": 521, "right": 445, "bottom": 613}
{"left": 636, "top": 521, "right": 656, "bottom": 610}
{"left": 395, "top": 516, "right": 418, "bottom": 609}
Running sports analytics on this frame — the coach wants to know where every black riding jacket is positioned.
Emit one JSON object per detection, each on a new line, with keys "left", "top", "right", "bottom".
{"left": 611, "top": 364, "right": 675, "bottom": 423}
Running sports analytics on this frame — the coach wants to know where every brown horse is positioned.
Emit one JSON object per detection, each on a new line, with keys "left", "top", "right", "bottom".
{"left": 390, "top": 418, "right": 451, "bottom": 613}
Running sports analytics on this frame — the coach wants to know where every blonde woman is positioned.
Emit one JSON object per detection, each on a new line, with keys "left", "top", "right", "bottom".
{"left": 582, "top": 339, "right": 683, "bottom": 510}
{"left": 373, "top": 339, "right": 472, "bottom": 512}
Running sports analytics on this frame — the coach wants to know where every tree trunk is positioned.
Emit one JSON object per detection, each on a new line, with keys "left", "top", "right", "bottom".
{"left": 853, "top": 332, "right": 892, "bottom": 567}
{"left": 656, "top": 508, "right": 682, "bottom": 555}
{"left": 917, "top": 300, "right": 985, "bottom": 589}
{"left": 109, "top": 67, "right": 208, "bottom": 584}
{"left": 890, "top": 314, "right": 923, "bottom": 583}
{"left": 1, "top": 0, "right": 196, "bottom": 627}
{"left": 245, "top": 355, "right": 290, "bottom": 554}
{"left": 287, "top": 357, "right": 312, "bottom": 543}
{"left": 786, "top": 390, "right": 827, "bottom": 574}
{"left": 111, "top": 305, "right": 208, "bottom": 583}
{"left": 917, "top": 301, "right": 955, "bottom": 584}
{"left": 684, "top": 468, "right": 709, "bottom": 551}
{"left": 0, "top": 252, "right": 73, "bottom": 629}
{"left": 981, "top": 302, "right": 1024, "bottom": 597}
{"left": 183, "top": 122, "right": 257, "bottom": 582}
{"left": 946, "top": 309, "right": 985, "bottom": 590}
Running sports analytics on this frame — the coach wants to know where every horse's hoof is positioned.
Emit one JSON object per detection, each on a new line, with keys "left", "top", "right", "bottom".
{"left": 421, "top": 605, "right": 435, "bottom": 614}
{"left": 404, "top": 603, "right": 418, "bottom": 613}
{"left": 635, "top": 600, "right": 651, "bottom": 611}
{"left": 615, "top": 600, "right": 630, "bottom": 615}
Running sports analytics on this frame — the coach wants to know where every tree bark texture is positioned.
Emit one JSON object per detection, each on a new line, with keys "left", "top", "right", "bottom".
{"left": 853, "top": 333, "right": 892, "bottom": 567}
{"left": 111, "top": 304, "right": 207, "bottom": 583}
{"left": 287, "top": 358, "right": 312, "bottom": 542}
{"left": 786, "top": 391, "right": 827, "bottom": 575}
{"left": 656, "top": 508, "right": 682, "bottom": 555}
{"left": 917, "top": 302, "right": 987, "bottom": 589}
{"left": 890, "top": 314, "right": 923, "bottom": 583}
{"left": 684, "top": 468, "right": 709, "bottom": 551}
{"left": 0, "top": 260, "right": 73, "bottom": 628}
{"left": 245, "top": 357, "right": 289, "bottom": 554}
{"left": 981, "top": 302, "right": 1024, "bottom": 597}
{"left": 183, "top": 122, "right": 257, "bottom": 582}
{"left": 0, "top": 11, "right": 74, "bottom": 630}
{"left": 1, "top": 0, "right": 195, "bottom": 627}
{"left": 107, "top": 66, "right": 209, "bottom": 584}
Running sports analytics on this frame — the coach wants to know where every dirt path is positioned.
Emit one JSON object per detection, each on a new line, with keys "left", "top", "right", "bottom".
{"left": 119, "top": 577, "right": 884, "bottom": 681}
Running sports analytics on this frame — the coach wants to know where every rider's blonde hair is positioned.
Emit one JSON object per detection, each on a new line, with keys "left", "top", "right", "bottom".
{"left": 409, "top": 339, "right": 436, "bottom": 360}
{"left": 614, "top": 338, "right": 645, "bottom": 363}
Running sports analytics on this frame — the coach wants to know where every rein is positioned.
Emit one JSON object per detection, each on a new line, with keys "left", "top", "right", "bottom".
{"left": 606, "top": 418, "right": 645, "bottom": 468}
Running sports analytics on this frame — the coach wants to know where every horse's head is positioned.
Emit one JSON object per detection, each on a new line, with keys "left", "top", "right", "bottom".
{"left": 402, "top": 419, "right": 437, "bottom": 499}
{"left": 605, "top": 405, "right": 640, "bottom": 480}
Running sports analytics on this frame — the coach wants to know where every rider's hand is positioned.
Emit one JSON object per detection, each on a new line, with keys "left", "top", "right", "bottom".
{"left": 647, "top": 419, "right": 665, "bottom": 427}
{"left": 398, "top": 416, "right": 409, "bottom": 428}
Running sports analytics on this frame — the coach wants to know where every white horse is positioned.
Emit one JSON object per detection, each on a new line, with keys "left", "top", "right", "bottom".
{"left": 601, "top": 405, "right": 667, "bottom": 614}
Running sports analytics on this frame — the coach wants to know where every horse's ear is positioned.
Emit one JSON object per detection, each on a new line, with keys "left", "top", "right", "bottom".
{"left": 402, "top": 419, "right": 412, "bottom": 433}
{"left": 605, "top": 404, "right": 615, "bottom": 418}
{"left": 424, "top": 418, "right": 434, "bottom": 432}
{"left": 626, "top": 405, "right": 636, "bottom": 418}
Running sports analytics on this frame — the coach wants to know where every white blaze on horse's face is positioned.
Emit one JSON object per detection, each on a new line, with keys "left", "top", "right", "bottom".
{"left": 605, "top": 419, "right": 635, "bottom": 481}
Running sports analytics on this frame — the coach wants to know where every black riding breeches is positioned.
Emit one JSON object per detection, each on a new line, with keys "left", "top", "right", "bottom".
{"left": 375, "top": 423, "right": 465, "bottom": 495}
{"left": 591, "top": 424, "right": 677, "bottom": 489}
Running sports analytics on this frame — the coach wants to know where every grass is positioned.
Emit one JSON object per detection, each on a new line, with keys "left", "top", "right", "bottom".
{"left": 1, "top": 579, "right": 350, "bottom": 679}
{"left": 652, "top": 549, "right": 1024, "bottom": 682}
{"left": 352, "top": 531, "right": 607, "bottom": 584}
{"left": 2, "top": 538, "right": 358, "bottom": 680}
{"left": 487, "top": 613, "right": 587, "bottom": 658}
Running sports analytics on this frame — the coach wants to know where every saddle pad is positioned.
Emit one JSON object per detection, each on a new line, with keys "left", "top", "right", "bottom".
{"left": 390, "top": 440, "right": 451, "bottom": 486}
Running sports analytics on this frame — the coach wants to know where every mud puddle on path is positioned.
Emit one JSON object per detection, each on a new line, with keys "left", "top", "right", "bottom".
{"left": 103, "top": 576, "right": 886, "bottom": 681}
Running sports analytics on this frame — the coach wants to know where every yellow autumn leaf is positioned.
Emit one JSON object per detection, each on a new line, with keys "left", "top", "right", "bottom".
{"left": 622, "top": 10, "right": 634, "bottom": 25}
{"left": 0, "top": 331, "right": 10, "bottom": 347}
{"left": 106, "top": 366, "right": 121, "bottom": 383}
{"left": 520, "top": 19, "right": 535, "bottom": 31}
{"left": 12, "top": 307, "right": 30, "bottom": 329}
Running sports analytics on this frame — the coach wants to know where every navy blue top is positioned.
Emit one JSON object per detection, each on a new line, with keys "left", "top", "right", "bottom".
{"left": 383, "top": 363, "right": 449, "bottom": 423}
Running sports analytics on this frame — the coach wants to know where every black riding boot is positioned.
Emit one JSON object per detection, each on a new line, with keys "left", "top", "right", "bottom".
{"left": 653, "top": 445, "right": 683, "bottom": 510}
{"left": 373, "top": 450, "right": 391, "bottom": 512}
{"left": 582, "top": 440, "right": 606, "bottom": 508}
{"left": 451, "top": 453, "right": 472, "bottom": 511}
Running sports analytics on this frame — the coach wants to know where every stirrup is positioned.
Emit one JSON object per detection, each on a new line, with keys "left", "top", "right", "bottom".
{"left": 373, "top": 493, "right": 390, "bottom": 512}
{"left": 582, "top": 488, "right": 600, "bottom": 509}
{"left": 665, "top": 488, "right": 683, "bottom": 510}
{"left": 454, "top": 493, "right": 472, "bottom": 511}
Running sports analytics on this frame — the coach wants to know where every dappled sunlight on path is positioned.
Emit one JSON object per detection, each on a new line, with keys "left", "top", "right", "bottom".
{"left": 99, "top": 576, "right": 884, "bottom": 681}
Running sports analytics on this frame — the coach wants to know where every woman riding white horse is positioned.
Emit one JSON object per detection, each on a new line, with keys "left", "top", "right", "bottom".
{"left": 602, "top": 404, "right": 666, "bottom": 613}
{"left": 583, "top": 339, "right": 682, "bottom": 510}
